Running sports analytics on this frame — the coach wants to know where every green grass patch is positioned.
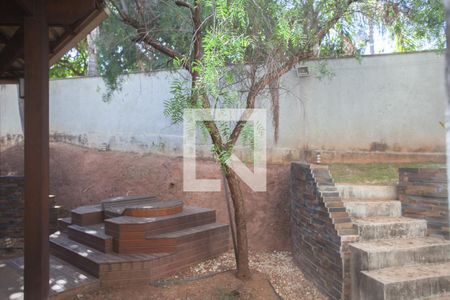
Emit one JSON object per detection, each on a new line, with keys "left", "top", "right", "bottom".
{"left": 329, "top": 162, "right": 445, "bottom": 185}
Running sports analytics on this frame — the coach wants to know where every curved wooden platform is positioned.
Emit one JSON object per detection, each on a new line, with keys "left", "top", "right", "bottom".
{"left": 123, "top": 199, "right": 183, "bottom": 217}
{"left": 101, "top": 195, "right": 158, "bottom": 218}
{"left": 51, "top": 197, "right": 229, "bottom": 285}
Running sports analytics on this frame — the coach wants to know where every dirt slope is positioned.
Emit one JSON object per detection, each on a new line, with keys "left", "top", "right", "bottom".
{"left": 0, "top": 142, "right": 291, "bottom": 251}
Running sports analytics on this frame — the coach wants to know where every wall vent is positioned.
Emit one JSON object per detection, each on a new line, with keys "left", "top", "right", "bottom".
{"left": 296, "top": 66, "right": 309, "bottom": 77}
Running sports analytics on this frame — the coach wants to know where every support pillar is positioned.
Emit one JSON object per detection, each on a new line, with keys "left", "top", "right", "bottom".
{"left": 23, "top": 0, "right": 50, "bottom": 299}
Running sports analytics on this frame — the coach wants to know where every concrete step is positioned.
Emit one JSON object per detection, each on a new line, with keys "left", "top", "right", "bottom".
{"left": 319, "top": 190, "right": 340, "bottom": 197}
{"left": 67, "top": 224, "right": 113, "bottom": 253}
{"left": 423, "top": 294, "right": 450, "bottom": 300}
{"left": 327, "top": 206, "right": 347, "bottom": 213}
{"left": 354, "top": 217, "right": 427, "bottom": 241}
{"left": 350, "top": 236, "right": 450, "bottom": 271}
{"left": 311, "top": 167, "right": 331, "bottom": 179}
{"left": 336, "top": 184, "right": 397, "bottom": 200}
{"left": 359, "top": 262, "right": 450, "bottom": 300}
{"left": 315, "top": 177, "right": 334, "bottom": 185}
{"left": 316, "top": 180, "right": 335, "bottom": 186}
{"left": 322, "top": 196, "right": 342, "bottom": 203}
{"left": 317, "top": 185, "right": 338, "bottom": 192}
{"left": 338, "top": 228, "right": 359, "bottom": 236}
{"left": 343, "top": 200, "right": 402, "bottom": 218}
{"left": 350, "top": 237, "right": 450, "bottom": 299}
{"left": 325, "top": 201, "right": 345, "bottom": 208}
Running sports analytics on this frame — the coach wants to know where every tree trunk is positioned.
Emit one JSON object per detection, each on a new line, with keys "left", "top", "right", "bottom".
{"left": 269, "top": 77, "right": 280, "bottom": 144}
{"left": 223, "top": 165, "right": 251, "bottom": 279}
{"left": 87, "top": 27, "right": 99, "bottom": 76}
{"left": 222, "top": 170, "right": 238, "bottom": 262}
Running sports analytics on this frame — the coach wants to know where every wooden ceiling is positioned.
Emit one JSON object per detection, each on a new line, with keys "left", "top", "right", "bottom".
{"left": 0, "top": 0, "right": 108, "bottom": 83}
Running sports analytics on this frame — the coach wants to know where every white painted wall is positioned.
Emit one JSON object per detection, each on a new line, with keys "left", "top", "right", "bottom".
{"left": 0, "top": 85, "right": 23, "bottom": 148}
{"left": 297, "top": 51, "right": 446, "bottom": 152}
{"left": 0, "top": 51, "right": 446, "bottom": 160}
{"left": 50, "top": 71, "right": 185, "bottom": 154}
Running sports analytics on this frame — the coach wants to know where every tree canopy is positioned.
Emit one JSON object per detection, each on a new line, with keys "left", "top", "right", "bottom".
{"left": 50, "top": 1, "right": 445, "bottom": 91}
{"left": 50, "top": 40, "right": 89, "bottom": 78}
{"left": 49, "top": 1, "right": 443, "bottom": 83}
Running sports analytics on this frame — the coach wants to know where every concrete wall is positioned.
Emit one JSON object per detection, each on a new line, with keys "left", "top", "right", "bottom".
{"left": 0, "top": 85, "right": 23, "bottom": 148}
{"left": 0, "top": 51, "right": 446, "bottom": 160}
{"left": 297, "top": 52, "right": 446, "bottom": 153}
{"left": 50, "top": 71, "right": 185, "bottom": 155}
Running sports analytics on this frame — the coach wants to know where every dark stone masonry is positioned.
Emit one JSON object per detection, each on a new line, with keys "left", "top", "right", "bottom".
{"left": 398, "top": 167, "right": 449, "bottom": 239}
{"left": 0, "top": 176, "right": 24, "bottom": 248}
{"left": 0, "top": 176, "right": 59, "bottom": 249}
{"left": 290, "top": 162, "right": 358, "bottom": 300}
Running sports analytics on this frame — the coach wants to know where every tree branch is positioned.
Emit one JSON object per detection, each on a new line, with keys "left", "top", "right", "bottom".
{"left": 225, "top": 0, "right": 359, "bottom": 148}
{"left": 225, "top": 51, "right": 313, "bottom": 149}
{"left": 187, "top": 0, "right": 225, "bottom": 149}
{"left": 134, "top": 34, "right": 183, "bottom": 62}
{"left": 175, "top": 0, "right": 195, "bottom": 14}
{"left": 110, "top": 0, "right": 189, "bottom": 68}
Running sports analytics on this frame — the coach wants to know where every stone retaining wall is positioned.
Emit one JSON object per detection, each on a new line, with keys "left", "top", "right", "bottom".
{"left": 398, "top": 168, "right": 448, "bottom": 239}
{"left": 0, "top": 176, "right": 24, "bottom": 248}
{"left": 291, "top": 162, "right": 358, "bottom": 300}
{"left": 0, "top": 177, "right": 59, "bottom": 249}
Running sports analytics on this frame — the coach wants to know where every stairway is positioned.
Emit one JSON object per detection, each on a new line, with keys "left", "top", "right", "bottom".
{"left": 345, "top": 192, "right": 450, "bottom": 299}
{"left": 50, "top": 196, "right": 229, "bottom": 286}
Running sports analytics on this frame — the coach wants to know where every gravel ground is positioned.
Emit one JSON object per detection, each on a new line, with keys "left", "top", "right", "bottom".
{"left": 169, "top": 251, "right": 327, "bottom": 300}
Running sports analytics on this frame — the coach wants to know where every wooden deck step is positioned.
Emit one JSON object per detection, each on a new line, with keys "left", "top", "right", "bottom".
{"left": 105, "top": 206, "right": 217, "bottom": 241}
{"left": 50, "top": 230, "right": 229, "bottom": 285}
{"left": 148, "top": 223, "right": 228, "bottom": 239}
{"left": 122, "top": 199, "right": 183, "bottom": 218}
{"left": 115, "top": 223, "right": 229, "bottom": 253}
{"left": 102, "top": 195, "right": 158, "bottom": 218}
{"left": 58, "top": 217, "right": 72, "bottom": 232}
{"left": 67, "top": 224, "right": 113, "bottom": 253}
{"left": 71, "top": 204, "right": 103, "bottom": 226}
{"left": 50, "top": 231, "right": 172, "bottom": 277}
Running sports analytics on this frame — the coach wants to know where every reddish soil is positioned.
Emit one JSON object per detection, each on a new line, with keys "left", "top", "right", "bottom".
{"left": 0, "top": 142, "right": 291, "bottom": 251}
{"left": 52, "top": 271, "right": 279, "bottom": 300}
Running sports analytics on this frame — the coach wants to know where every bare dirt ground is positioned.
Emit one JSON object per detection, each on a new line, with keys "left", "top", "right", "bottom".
{"left": 170, "top": 251, "right": 327, "bottom": 300}
{"left": 57, "top": 271, "right": 278, "bottom": 300}
{"left": 52, "top": 251, "right": 326, "bottom": 300}
{"left": 0, "top": 142, "right": 291, "bottom": 251}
